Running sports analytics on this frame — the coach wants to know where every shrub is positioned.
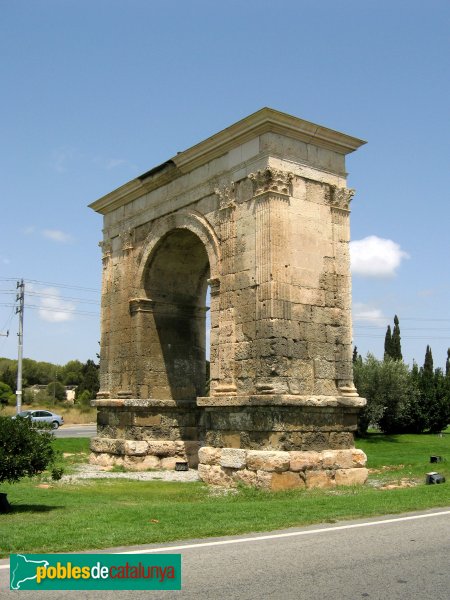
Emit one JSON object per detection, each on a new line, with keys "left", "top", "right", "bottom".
{"left": 0, "top": 416, "right": 57, "bottom": 511}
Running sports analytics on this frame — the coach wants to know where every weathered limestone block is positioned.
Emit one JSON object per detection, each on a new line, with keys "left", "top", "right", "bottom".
{"left": 256, "top": 470, "right": 273, "bottom": 490}
{"left": 232, "top": 469, "right": 258, "bottom": 487}
{"left": 351, "top": 449, "right": 367, "bottom": 467}
{"left": 198, "top": 464, "right": 235, "bottom": 487}
{"left": 305, "top": 470, "right": 336, "bottom": 489}
{"left": 335, "top": 468, "right": 369, "bottom": 486}
{"left": 321, "top": 449, "right": 354, "bottom": 469}
{"left": 246, "top": 450, "right": 290, "bottom": 472}
{"left": 289, "top": 451, "right": 321, "bottom": 471}
{"left": 123, "top": 455, "right": 161, "bottom": 470}
{"left": 271, "top": 472, "right": 306, "bottom": 491}
{"left": 90, "top": 437, "right": 125, "bottom": 455}
{"left": 301, "top": 432, "right": 330, "bottom": 451}
{"left": 89, "top": 452, "right": 114, "bottom": 467}
{"left": 198, "top": 446, "right": 221, "bottom": 465}
{"left": 160, "top": 457, "right": 180, "bottom": 470}
{"left": 329, "top": 432, "right": 355, "bottom": 448}
{"left": 146, "top": 441, "right": 177, "bottom": 457}
{"left": 124, "top": 440, "right": 149, "bottom": 456}
{"left": 134, "top": 414, "right": 162, "bottom": 426}
{"left": 220, "top": 448, "right": 247, "bottom": 469}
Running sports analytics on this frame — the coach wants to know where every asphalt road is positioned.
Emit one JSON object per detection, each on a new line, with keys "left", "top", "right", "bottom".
{"left": 53, "top": 424, "right": 97, "bottom": 438}
{"left": 1, "top": 509, "right": 449, "bottom": 599}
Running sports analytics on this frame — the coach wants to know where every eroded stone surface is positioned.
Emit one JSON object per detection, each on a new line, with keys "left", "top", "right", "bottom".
{"left": 335, "top": 468, "right": 369, "bottom": 486}
{"left": 289, "top": 451, "right": 321, "bottom": 471}
{"left": 271, "top": 472, "right": 306, "bottom": 491}
{"left": 246, "top": 450, "right": 290, "bottom": 472}
{"left": 305, "top": 470, "right": 336, "bottom": 489}
{"left": 220, "top": 448, "right": 247, "bottom": 469}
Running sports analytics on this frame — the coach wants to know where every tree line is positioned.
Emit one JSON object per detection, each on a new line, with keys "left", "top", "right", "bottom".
{"left": 353, "top": 315, "right": 450, "bottom": 435}
{"left": 0, "top": 357, "right": 99, "bottom": 407}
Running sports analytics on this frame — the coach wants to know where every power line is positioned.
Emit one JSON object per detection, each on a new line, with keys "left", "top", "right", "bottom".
{"left": 0, "top": 289, "right": 100, "bottom": 305}
{"left": 0, "top": 303, "right": 99, "bottom": 317}
{"left": 26, "top": 291, "right": 100, "bottom": 305}
{"left": 0, "top": 277, "right": 99, "bottom": 293}
{"left": 24, "top": 304, "right": 99, "bottom": 316}
{"left": 23, "top": 278, "right": 100, "bottom": 293}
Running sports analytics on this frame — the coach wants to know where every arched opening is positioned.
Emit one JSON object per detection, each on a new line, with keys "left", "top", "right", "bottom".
{"left": 144, "top": 228, "right": 210, "bottom": 404}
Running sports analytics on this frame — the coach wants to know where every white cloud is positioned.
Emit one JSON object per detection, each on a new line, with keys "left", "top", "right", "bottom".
{"left": 38, "top": 287, "right": 76, "bottom": 323}
{"left": 42, "top": 229, "right": 72, "bottom": 243}
{"left": 350, "top": 236, "right": 409, "bottom": 278}
{"left": 353, "top": 302, "right": 386, "bottom": 325}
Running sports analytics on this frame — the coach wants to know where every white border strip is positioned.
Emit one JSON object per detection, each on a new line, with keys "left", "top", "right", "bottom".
{"left": 1, "top": 509, "right": 449, "bottom": 570}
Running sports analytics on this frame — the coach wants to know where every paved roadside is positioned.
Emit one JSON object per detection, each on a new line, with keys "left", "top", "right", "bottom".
{"left": 1, "top": 508, "right": 449, "bottom": 599}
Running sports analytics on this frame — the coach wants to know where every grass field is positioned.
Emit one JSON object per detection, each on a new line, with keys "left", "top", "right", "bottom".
{"left": 0, "top": 431, "right": 448, "bottom": 557}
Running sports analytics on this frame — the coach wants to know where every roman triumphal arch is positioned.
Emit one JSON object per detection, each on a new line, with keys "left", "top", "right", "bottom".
{"left": 89, "top": 108, "right": 369, "bottom": 489}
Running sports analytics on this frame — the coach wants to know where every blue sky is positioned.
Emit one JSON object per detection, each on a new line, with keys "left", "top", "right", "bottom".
{"left": 1, "top": 0, "right": 449, "bottom": 369}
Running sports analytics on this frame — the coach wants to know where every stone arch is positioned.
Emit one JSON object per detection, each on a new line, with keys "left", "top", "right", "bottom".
{"left": 130, "top": 210, "right": 220, "bottom": 406}
{"left": 136, "top": 210, "right": 220, "bottom": 295}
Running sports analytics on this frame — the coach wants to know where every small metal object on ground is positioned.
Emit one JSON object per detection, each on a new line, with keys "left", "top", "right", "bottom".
{"left": 425, "top": 472, "right": 446, "bottom": 484}
{"left": 430, "top": 455, "right": 442, "bottom": 463}
{"left": 175, "top": 462, "right": 189, "bottom": 471}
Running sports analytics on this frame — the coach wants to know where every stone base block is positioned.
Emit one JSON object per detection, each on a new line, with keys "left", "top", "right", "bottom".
{"left": 89, "top": 437, "right": 201, "bottom": 470}
{"left": 197, "top": 446, "right": 368, "bottom": 490}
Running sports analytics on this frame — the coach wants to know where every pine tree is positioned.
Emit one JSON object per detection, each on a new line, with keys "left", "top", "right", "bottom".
{"left": 391, "top": 315, "right": 402, "bottom": 361}
{"left": 384, "top": 325, "right": 392, "bottom": 360}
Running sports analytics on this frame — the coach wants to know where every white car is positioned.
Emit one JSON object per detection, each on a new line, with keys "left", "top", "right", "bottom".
{"left": 14, "top": 410, "right": 64, "bottom": 429}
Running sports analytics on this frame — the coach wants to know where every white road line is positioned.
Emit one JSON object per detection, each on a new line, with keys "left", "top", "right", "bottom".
{"left": 1, "top": 509, "right": 449, "bottom": 570}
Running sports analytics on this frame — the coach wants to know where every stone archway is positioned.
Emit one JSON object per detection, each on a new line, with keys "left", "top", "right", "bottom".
{"left": 90, "top": 108, "right": 370, "bottom": 488}
{"left": 140, "top": 227, "right": 210, "bottom": 404}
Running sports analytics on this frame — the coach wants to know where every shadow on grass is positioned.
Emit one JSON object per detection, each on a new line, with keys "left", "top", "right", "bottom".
{"left": 9, "top": 504, "right": 64, "bottom": 514}
{"left": 356, "top": 433, "right": 400, "bottom": 444}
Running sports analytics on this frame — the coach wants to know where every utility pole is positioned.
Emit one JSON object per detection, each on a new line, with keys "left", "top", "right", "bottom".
{"left": 16, "top": 280, "right": 24, "bottom": 415}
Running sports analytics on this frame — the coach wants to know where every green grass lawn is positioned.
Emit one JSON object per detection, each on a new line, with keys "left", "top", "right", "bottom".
{"left": 358, "top": 430, "right": 450, "bottom": 481}
{"left": 0, "top": 432, "right": 449, "bottom": 557}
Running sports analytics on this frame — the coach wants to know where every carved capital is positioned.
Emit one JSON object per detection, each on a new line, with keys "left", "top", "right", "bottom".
{"left": 326, "top": 185, "right": 355, "bottom": 210}
{"left": 99, "top": 240, "right": 112, "bottom": 266}
{"left": 214, "top": 181, "right": 236, "bottom": 210}
{"left": 207, "top": 277, "right": 220, "bottom": 296}
{"left": 120, "top": 228, "right": 135, "bottom": 252}
{"left": 248, "top": 167, "right": 293, "bottom": 196}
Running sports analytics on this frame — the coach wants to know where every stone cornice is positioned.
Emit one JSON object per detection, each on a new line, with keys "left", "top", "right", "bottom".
{"left": 89, "top": 108, "right": 366, "bottom": 216}
{"left": 174, "top": 108, "right": 366, "bottom": 172}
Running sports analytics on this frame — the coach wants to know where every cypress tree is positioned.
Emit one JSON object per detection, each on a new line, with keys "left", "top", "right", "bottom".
{"left": 384, "top": 325, "right": 392, "bottom": 360}
{"left": 391, "top": 315, "right": 402, "bottom": 361}
{"left": 423, "top": 345, "right": 434, "bottom": 375}
{"left": 446, "top": 348, "right": 450, "bottom": 377}
{"left": 420, "top": 345, "right": 436, "bottom": 432}
{"left": 352, "top": 346, "right": 359, "bottom": 364}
